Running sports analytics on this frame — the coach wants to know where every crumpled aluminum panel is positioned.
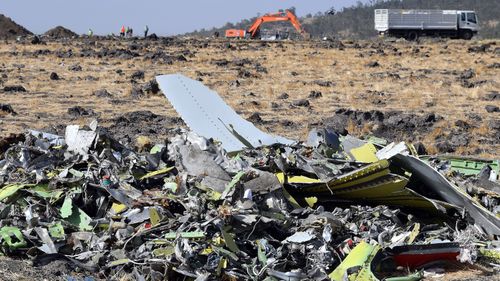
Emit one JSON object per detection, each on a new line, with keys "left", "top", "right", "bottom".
{"left": 393, "top": 154, "right": 500, "bottom": 236}
{"left": 156, "top": 74, "right": 294, "bottom": 152}
{"left": 64, "top": 125, "right": 96, "bottom": 156}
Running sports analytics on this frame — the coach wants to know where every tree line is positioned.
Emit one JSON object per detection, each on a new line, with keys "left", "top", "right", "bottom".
{"left": 185, "top": 0, "right": 499, "bottom": 39}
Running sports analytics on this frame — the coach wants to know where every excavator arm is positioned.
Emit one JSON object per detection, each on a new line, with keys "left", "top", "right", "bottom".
{"left": 286, "top": 11, "right": 307, "bottom": 37}
{"left": 247, "top": 10, "right": 308, "bottom": 38}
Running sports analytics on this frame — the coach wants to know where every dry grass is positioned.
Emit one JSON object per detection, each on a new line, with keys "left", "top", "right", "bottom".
{"left": 0, "top": 38, "right": 498, "bottom": 157}
{"left": 472, "top": 122, "right": 491, "bottom": 136}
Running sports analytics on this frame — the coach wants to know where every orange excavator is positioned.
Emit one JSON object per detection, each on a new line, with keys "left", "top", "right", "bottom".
{"left": 225, "top": 10, "right": 308, "bottom": 39}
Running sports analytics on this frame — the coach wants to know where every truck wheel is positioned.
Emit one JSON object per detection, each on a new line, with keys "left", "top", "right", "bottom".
{"left": 461, "top": 30, "right": 473, "bottom": 40}
{"left": 407, "top": 31, "right": 419, "bottom": 41}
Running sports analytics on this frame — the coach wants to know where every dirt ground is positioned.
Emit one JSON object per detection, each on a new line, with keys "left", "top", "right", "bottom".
{"left": 0, "top": 256, "right": 98, "bottom": 281}
{"left": 0, "top": 256, "right": 498, "bottom": 281}
{"left": 0, "top": 37, "right": 499, "bottom": 280}
{"left": 0, "top": 37, "right": 498, "bottom": 157}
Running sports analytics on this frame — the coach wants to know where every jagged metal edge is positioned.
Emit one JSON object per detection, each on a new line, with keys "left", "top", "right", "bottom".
{"left": 156, "top": 74, "right": 294, "bottom": 152}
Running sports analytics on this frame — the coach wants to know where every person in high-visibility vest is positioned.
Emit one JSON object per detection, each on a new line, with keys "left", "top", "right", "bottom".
{"left": 120, "top": 26, "right": 125, "bottom": 37}
{"left": 144, "top": 25, "right": 149, "bottom": 38}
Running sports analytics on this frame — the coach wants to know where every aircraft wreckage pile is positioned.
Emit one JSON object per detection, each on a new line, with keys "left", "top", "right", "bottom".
{"left": 0, "top": 75, "right": 499, "bottom": 280}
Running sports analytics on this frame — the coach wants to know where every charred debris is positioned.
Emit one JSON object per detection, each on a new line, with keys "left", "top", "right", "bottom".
{"left": 0, "top": 75, "right": 498, "bottom": 281}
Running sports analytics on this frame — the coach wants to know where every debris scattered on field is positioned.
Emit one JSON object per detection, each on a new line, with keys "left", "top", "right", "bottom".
{"left": 485, "top": 105, "right": 499, "bottom": 113}
{"left": 3, "top": 85, "right": 27, "bottom": 92}
{"left": 0, "top": 104, "right": 17, "bottom": 115}
{"left": 93, "top": 89, "right": 113, "bottom": 99}
{"left": 68, "top": 64, "right": 83, "bottom": 72}
{"left": 67, "top": 106, "right": 96, "bottom": 118}
{"left": 50, "top": 72, "right": 60, "bottom": 80}
{"left": 131, "top": 70, "right": 145, "bottom": 80}
{"left": 0, "top": 75, "right": 498, "bottom": 280}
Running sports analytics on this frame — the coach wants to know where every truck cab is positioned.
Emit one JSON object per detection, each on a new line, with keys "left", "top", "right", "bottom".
{"left": 458, "top": 11, "right": 479, "bottom": 39}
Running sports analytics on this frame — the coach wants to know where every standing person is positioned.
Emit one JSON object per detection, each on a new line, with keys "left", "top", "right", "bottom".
{"left": 120, "top": 25, "right": 125, "bottom": 37}
{"left": 144, "top": 25, "right": 149, "bottom": 38}
{"left": 126, "top": 26, "right": 130, "bottom": 38}
{"left": 129, "top": 28, "right": 133, "bottom": 37}
{"left": 88, "top": 28, "right": 93, "bottom": 37}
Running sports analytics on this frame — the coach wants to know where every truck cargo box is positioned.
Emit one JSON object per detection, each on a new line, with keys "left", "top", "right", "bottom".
{"left": 375, "top": 9, "right": 458, "bottom": 32}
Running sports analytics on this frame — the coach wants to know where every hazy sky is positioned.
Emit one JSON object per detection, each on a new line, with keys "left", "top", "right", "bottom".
{"left": 0, "top": 1, "right": 366, "bottom": 35}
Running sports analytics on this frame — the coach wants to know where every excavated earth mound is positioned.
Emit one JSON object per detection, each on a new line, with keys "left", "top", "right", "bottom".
{"left": 0, "top": 14, "right": 32, "bottom": 39}
{"left": 44, "top": 26, "right": 78, "bottom": 39}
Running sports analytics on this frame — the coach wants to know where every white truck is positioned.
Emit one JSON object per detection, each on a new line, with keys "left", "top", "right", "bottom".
{"left": 375, "top": 9, "right": 479, "bottom": 40}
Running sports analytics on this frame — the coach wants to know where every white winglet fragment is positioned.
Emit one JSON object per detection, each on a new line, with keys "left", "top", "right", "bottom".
{"left": 156, "top": 74, "right": 294, "bottom": 152}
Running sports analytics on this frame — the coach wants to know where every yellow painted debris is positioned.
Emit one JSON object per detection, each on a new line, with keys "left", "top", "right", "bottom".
{"left": 350, "top": 143, "right": 379, "bottom": 163}
{"left": 110, "top": 203, "right": 127, "bottom": 215}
